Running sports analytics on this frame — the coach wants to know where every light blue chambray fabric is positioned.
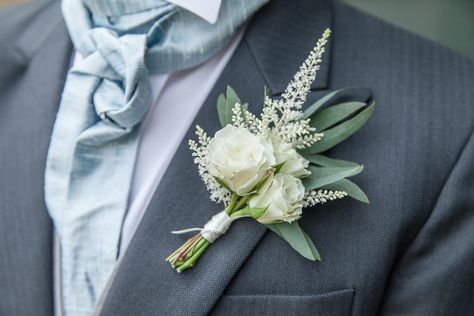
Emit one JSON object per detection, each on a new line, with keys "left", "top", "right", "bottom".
{"left": 44, "top": 0, "right": 268, "bottom": 315}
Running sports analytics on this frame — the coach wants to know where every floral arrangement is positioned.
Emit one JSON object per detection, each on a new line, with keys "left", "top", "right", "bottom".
{"left": 166, "top": 29, "right": 374, "bottom": 272}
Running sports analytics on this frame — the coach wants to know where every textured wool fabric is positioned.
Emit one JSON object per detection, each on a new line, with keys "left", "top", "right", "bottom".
{"left": 210, "top": 290, "right": 355, "bottom": 315}
{"left": 0, "top": 0, "right": 473, "bottom": 315}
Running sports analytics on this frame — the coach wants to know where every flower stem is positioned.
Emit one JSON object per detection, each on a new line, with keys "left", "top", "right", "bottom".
{"left": 225, "top": 193, "right": 239, "bottom": 214}
{"left": 168, "top": 192, "right": 253, "bottom": 272}
{"left": 231, "top": 195, "right": 251, "bottom": 214}
{"left": 166, "top": 235, "right": 195, "bottom": 261}
{"left": 177, "top": 239, "right": 210, "bottom": 273}
{"left": 167, "top": 233, "right": 212, "bottom": 272}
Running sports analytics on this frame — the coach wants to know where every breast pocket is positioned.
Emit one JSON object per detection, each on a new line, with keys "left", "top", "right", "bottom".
{"left": 210, "top": 289, "right": 354, "bottom": 316}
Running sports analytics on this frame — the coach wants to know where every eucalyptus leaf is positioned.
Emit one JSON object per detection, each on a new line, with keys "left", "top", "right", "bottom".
{"left": 304, "top": 154, "right": 360, "bottom": 168}
{"left": 304, "top": 87, "right": 371, "bottom": 119}
{"left": 303, "top": 165, "right": 364, "bottom": 190}
{"left": 226, "top": 85, "right": 241, "bottom": 110}
{"left": 266, "top": 222, "right": 320, "bottom": 261}
{"left": 321, "top": 178, "right": 369, "bottom": 203}
{"left": 310, "top": 101, "right": 366, "bottom": 131}
{"left": 266, "top": 223, "right": 284, "bottom": 239}
{"left": 216, "top": 86, "right": 242, "bottom": 128}
{"left": 303, "top": 231, "right": 321, "bottom": 260}
{"left": 216, "top": 94, "right": 230, "bottom": 128}
{"left": 303, "top": 102, "right": 375, "bottom": 154}
{"left": 304, "top": 88, "right": 346, "bottom": 119}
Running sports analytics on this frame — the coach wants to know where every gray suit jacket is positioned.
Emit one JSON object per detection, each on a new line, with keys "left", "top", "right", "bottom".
{"left": 1, "top": 0, "right": 473, "bottom": 315}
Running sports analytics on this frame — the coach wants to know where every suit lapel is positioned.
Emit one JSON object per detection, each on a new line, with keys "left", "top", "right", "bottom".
{"left": 96, "top": 1, "right": 333, "bottom": 315}
{"left": 0, "top": 1, "right": 71, "bottom": 314}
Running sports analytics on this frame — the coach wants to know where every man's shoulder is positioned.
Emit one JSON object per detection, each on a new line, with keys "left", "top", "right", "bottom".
{"left": 0, "top": 0, "right": 67, "bottom": 87}
{"left": 330, "top": 0, "right": 473, "bottom": 231}
{"left": 0, "top": 0, "right": 64, "bottom": 65}
{"left": 0, "top": 0, "right": 55, "bottom": 41}
{"left": 334, "top": 0, "right": 474, "bottom": 141}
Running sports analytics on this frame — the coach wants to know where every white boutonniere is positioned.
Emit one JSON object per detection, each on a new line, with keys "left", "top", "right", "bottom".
{"left": 167, "top": 29, "right": 375, "bottom": 272}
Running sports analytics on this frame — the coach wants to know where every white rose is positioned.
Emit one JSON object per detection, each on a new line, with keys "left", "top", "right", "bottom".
{"left": 207, "top": 125, "right": 276, "bottom": 195}
{"left": 249, "top": 173, "right": 305, "bottom": 224}
{"left": 271, "top": 135, "right": 311, "bottom": 178}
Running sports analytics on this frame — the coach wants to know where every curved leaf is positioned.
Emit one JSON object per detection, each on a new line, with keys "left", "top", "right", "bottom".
{"left": 303, "top": 102, "right": 375, "bottom": 154}
{"left": 303, "top": 165, "right": 364, "bottom": 190}
{"left": 266, "top": 222, "right": 320, "bottom": 261}
{"left": 304, "top": 154, "right": 360, "bottom": 168}
{"left": 321, "top": 178, "right": 369, "bottom": 203}
{"left": 226, "top": 85, "right": 241, "bottom": 107}
{"left": 310, "top": 101, "right": 366, "bottom": 131}
{"left": 216, "top": 94, "right": 230, "bottom": 127}
{"left": 303, "top": 87, "right": 371, "bottom": 119}
{"left": 217, "top": 86, "right": 242, "bottom": 128}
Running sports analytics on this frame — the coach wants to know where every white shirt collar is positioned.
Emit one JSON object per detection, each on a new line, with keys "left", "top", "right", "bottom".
{"left": 167, "top": 0, "right": 223, "bottom": 24}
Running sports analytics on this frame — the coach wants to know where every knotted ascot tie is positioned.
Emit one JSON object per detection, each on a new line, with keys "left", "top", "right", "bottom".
{"left": 45, "top": 0, "right": 268, "bottom": 314}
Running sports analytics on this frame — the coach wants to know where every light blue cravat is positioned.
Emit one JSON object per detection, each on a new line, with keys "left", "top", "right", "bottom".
{"left": 45, "top": 0, "right": 268, "bottom": 314}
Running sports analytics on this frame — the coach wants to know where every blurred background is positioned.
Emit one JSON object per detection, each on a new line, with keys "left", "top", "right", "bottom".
{"left": 1, "top": 0, "right": 473, "bottom": 59}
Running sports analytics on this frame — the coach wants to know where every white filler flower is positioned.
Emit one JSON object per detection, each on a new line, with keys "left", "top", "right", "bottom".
{"left": 207, "top": 125, "right": 276, "bottom": 195}
{"left": 250, "top": 173, "right": 305, "bottom": 224}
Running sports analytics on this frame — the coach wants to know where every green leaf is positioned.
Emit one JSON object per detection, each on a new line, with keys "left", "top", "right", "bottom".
{"left": 266, "top": 223, "right": 284, "bottom": 238}
{"left": 216, "top": 86, "right": 242, "bottom": 128}
{"left": 321, "top": 178, "right": 369, "bottom": 203}
{"left": 266, "top": 222, "right": 320, "bottom": 261}
{"left": 273, "top": 161, "right": 286, "bottom": 173}
{"left": 303, "top": 165, "right": 364, "bottom": 190}
{"left": 226, "top": 85, "right": 241, "bottom": 110}
{"left": 310, "top": 101, "right": 366, "bottom": 131}
{"left": 303, "top": 102, "right": 375, "bottom": 154}
{"left": 217, "top": 94, "right": 231, "bottom": 127}
{"left": 304, "top": 154, "right": 360, "bottom": 168}
{"left": 231, "top": 206, "right": 267, "bottom": 219}
{"left": 302, "top": 231, "right": 321, "bottom": 261}
{"left": 304, "top": 88, "right": 353, "bottom": 119}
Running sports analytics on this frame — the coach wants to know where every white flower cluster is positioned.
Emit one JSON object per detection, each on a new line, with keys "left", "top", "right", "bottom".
{"left": 188, "top": 29, "right": 346, "bottom": 223}
{"left": 229, "top": 29, "right": 331, "bottom": 149}
{"left": 302, "top": 189, "right": 348, "bottom": 208}
{"left": 189, "top": 126, "right": 231, "bottom": 203}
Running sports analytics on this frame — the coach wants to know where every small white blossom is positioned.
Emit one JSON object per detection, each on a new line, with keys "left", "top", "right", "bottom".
{"left": 231, "top": 103, "right": 246, "bottom": 128}
{"left": 250, "top": 29, "right": 331, "bottom": 149}
{"left": 302, "top": 189, "right": 348, "bottom": 208}
{"left": 189, "top": 126, "right": 230, "bottom": 203}
{"left": 280, "top": 29, "right": 330, "bottom": 111}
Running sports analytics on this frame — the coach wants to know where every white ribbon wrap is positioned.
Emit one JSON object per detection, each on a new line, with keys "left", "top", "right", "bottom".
{"left": 172, "top": 210, "right": 237, "bottom": 243}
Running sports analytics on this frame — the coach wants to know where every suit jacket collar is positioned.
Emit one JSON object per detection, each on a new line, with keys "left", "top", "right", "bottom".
{"left": 0, "top": 0, "right": 64, "bottom": 85}
{"left": 245, "top": 0, "right": 333, "bottom": 94}
{"left": 95, "top": 0, "right": 333, "bottom": 314}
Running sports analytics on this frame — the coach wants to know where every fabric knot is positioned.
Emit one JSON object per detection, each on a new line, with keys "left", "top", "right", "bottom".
{"left": 171, "top": 211, "right": 237, "bottom": 243}
{"left": 201, "top": 211, "right": 236, "bottom": 243}
{"left": 74, "top": 28, "right": 151, "bottom": 129}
